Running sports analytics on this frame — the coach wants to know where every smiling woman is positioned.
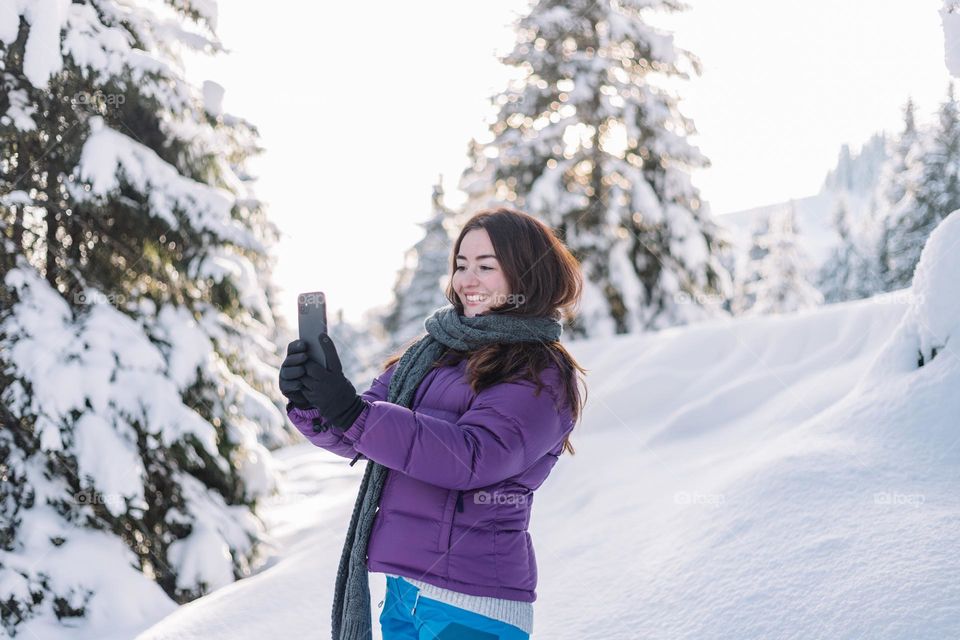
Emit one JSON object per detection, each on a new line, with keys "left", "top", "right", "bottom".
{"left": 453, "top": 228, "right": 513, "bottom": 316}
{"left": 280, "top": 206, "right": 589, "bottom": 639}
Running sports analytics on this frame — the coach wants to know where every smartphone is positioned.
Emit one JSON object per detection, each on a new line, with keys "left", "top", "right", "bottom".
{"left": 297, "top": 291, "right": 328, "bottom": 368}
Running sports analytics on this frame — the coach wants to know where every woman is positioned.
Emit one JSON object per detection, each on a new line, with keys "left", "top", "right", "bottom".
{"left": 279, "top": 207, "right": 587, "bottom": 640}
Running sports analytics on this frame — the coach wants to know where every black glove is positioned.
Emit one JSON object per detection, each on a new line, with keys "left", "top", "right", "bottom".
{"left": 298, "top": 333, "right": 366, "bottom": 430}
{"left": 279, "top": 340, "right": 312, "bottom": 410}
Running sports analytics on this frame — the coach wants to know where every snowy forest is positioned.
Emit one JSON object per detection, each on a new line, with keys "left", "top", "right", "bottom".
{"left": 2, "top": 0, "right": 960, "bottom": 638}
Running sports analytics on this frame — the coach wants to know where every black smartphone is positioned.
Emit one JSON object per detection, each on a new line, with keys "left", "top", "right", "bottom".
{"left": 297, "top": 291, "right": 327, "bottom": 368}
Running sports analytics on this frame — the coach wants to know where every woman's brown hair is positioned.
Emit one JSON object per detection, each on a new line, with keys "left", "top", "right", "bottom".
{"left": 382, "top": 206, "right": 588, "bottom": 455}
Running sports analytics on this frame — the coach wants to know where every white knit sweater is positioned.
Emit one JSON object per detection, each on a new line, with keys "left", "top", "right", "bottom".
{"left": 383, "top": 573, "right": 533, "bottom": 634}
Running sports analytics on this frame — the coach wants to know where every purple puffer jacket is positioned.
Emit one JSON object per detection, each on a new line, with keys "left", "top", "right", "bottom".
{"left": 286, "top": 356, "right": 574, "bottom": 602}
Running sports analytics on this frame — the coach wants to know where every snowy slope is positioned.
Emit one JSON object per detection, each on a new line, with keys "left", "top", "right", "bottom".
{"left": 128, "top": 260, "right": 960, "bottom": 639}
{"left": 534, "top": 294, "right": 958, "bottom": 639}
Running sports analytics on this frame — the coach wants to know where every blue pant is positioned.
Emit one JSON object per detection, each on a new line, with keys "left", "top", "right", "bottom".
{"left": 378, "top": 575, "right": 530, "bottom": 640}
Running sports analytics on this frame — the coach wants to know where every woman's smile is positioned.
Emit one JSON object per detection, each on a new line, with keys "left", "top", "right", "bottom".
{"left": 464, "top": 293, "right": 488, "bottom": 305}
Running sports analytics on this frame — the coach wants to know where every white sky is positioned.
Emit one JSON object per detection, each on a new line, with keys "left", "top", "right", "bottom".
{"left": 185, "top": 0, "right": 953, "bottom": 329}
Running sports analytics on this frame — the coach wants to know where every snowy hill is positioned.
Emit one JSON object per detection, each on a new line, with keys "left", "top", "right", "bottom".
{"left": 129, "top": 214, "right": 960, "bottom": 640}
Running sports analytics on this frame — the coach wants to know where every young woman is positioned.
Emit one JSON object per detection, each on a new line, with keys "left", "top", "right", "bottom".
{"left": 279, "top": 207, "right": 587, "bottom": 640}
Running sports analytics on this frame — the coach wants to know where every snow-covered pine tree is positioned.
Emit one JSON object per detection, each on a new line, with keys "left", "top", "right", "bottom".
{"left": 326, "top": 306, "right": 393, "bottom": 388}
{"left": 818, "top": 199, "right": 874, "bottom": 303}
{"left": 809, "top": 132, "right": 891, "bottom": 302}
{"left": 456, "top": 138, "right": 501, "bottom": 230}
{"left": 738, "top": 206, "right": 823, "bottom": 316}
{"left": 730, "top": 215, "right": 770, "bottom": 315}
{"left": 459, "top": 0, "right": 732, "bottom": 337}
{"left": 0, "top": 1, "right": 288, "bottom": 635}
{"left": 380, "top": 177, "right": 455, "bottom": 351}
{"left": 881, "top": 86, "right": 960, "bottom": 290}
{"left": 875, "top": 97, "right": 927, "bottom": 290}
{"left": 821, "top": 133, "right": 889, "bottom": 196}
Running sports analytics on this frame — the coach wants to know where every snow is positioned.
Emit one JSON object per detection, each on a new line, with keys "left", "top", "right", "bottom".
{"left": 1, "top": 88, "right": 38, "bottom": 131}
{"left": 1, "top": 245, "right": 286, "bottom": 639}
{"left": 0, "top": 462, "right": 178, "bottom": 640}
{"left": 132, "top": 444, "right": 377, "bottom": 640}
{"left": 1, "top": 266, "right": 228, "bottom": 466}
{"left": 904, "top": 209, "right": 960, "bottom": 363}
{"left": 132, "top": 239, "right": 960, "bottom": 637}
{"left": 0, "top": 0, "right": 19, "bottom": 44}
{"left": 77, "top": 116, "right": 263, "bottom": 251}
{"left": 5, "top": 0, "right": 960, "bottom": 636}
{"left": 202, "top": 80, "right": 225, "bottom": 116}
{"left": 2, "top": 0, "right": 219, "bottom": 107}
{"left": 191, "top": 249, "right": 274, "bottom": 325}
{"left": 166, "top": 527, "right": 234, "bottom": 593}
{"left": 1, "top": 1, "right": 290, "bottom": 636}
{"left": 154, "top": 304, "right": 214, "bottom": 391}
{"left": 73, "top": 412, "right": 146, "bottom": 517}
{"left": 20, "top": 0, "right": 70, "bottom": 87}
{"left": 943, "top": 0, "right": 960, "bottom": 76}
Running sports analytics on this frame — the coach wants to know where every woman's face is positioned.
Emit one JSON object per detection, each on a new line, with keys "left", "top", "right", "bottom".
{"left": 452, "top": 228, "right": 512, "bottom": 318}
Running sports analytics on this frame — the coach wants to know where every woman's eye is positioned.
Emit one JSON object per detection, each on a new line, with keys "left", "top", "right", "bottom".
{"left": 455, "top": 266, "right": 493, "bottom": 271}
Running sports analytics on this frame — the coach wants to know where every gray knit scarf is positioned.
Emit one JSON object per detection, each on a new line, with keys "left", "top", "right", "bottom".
{"left": 331, "top": 303, "right": 563, "bottom": 639}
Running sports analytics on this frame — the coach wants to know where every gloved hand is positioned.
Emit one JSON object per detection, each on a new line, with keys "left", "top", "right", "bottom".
{"left": 279, "top": 340, "right": 312, "bottom": 410}
{"left": 298, "top": 333, "right": 366, "bottom": 430}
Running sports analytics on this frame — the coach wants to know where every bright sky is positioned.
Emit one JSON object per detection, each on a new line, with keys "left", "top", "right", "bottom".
{"left": 185, "top": 0, "right": 952, "bottom": 330}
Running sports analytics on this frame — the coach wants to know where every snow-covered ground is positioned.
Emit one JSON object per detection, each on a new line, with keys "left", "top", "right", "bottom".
{"left": 130, "top": 232, "right": 960, "bottom": 638}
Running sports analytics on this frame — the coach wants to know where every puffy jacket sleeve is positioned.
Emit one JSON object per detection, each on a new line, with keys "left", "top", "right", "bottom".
{"left": 286, "top": 363, "right": 397, "bottom": 459}
{"left": 340, "top": 370, "right": 571, "bottom": 490}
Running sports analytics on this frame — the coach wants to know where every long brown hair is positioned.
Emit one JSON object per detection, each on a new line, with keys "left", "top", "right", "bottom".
{"left": 382, "top": 207, "right": 588, "bottom": 455}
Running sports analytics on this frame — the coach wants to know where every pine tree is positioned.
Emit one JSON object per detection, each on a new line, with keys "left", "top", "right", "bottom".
{"left": 821, "top": 133, "right": 889, "bottom": 196}
{"left": 381, "top": 177, "right": 455, "bottom": 350}
{"left": 456, "top": 138, "right": 501, "bottom": 230}
{"left": 327, "top": 307, "right": 386, "bottom": 387}
{"left": 730, "top": 215, "right": 770, "bottom": 315}
{"left": 818, "top": 199, "right": 874, "bottom": 302}
{"left": 882, "top": 88, "right": 960, "bottom": 289}
{"left": 875, "top": 97, "right": 924, "bottom": 289}
{"left": 0, "top": 2, "right": 287, "bottom": 634}
{"left": 460, "top": 0, "right": 732, "bottom": 337}
{"left": 738, "top": 207, "right": 823, "bottom": 315}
